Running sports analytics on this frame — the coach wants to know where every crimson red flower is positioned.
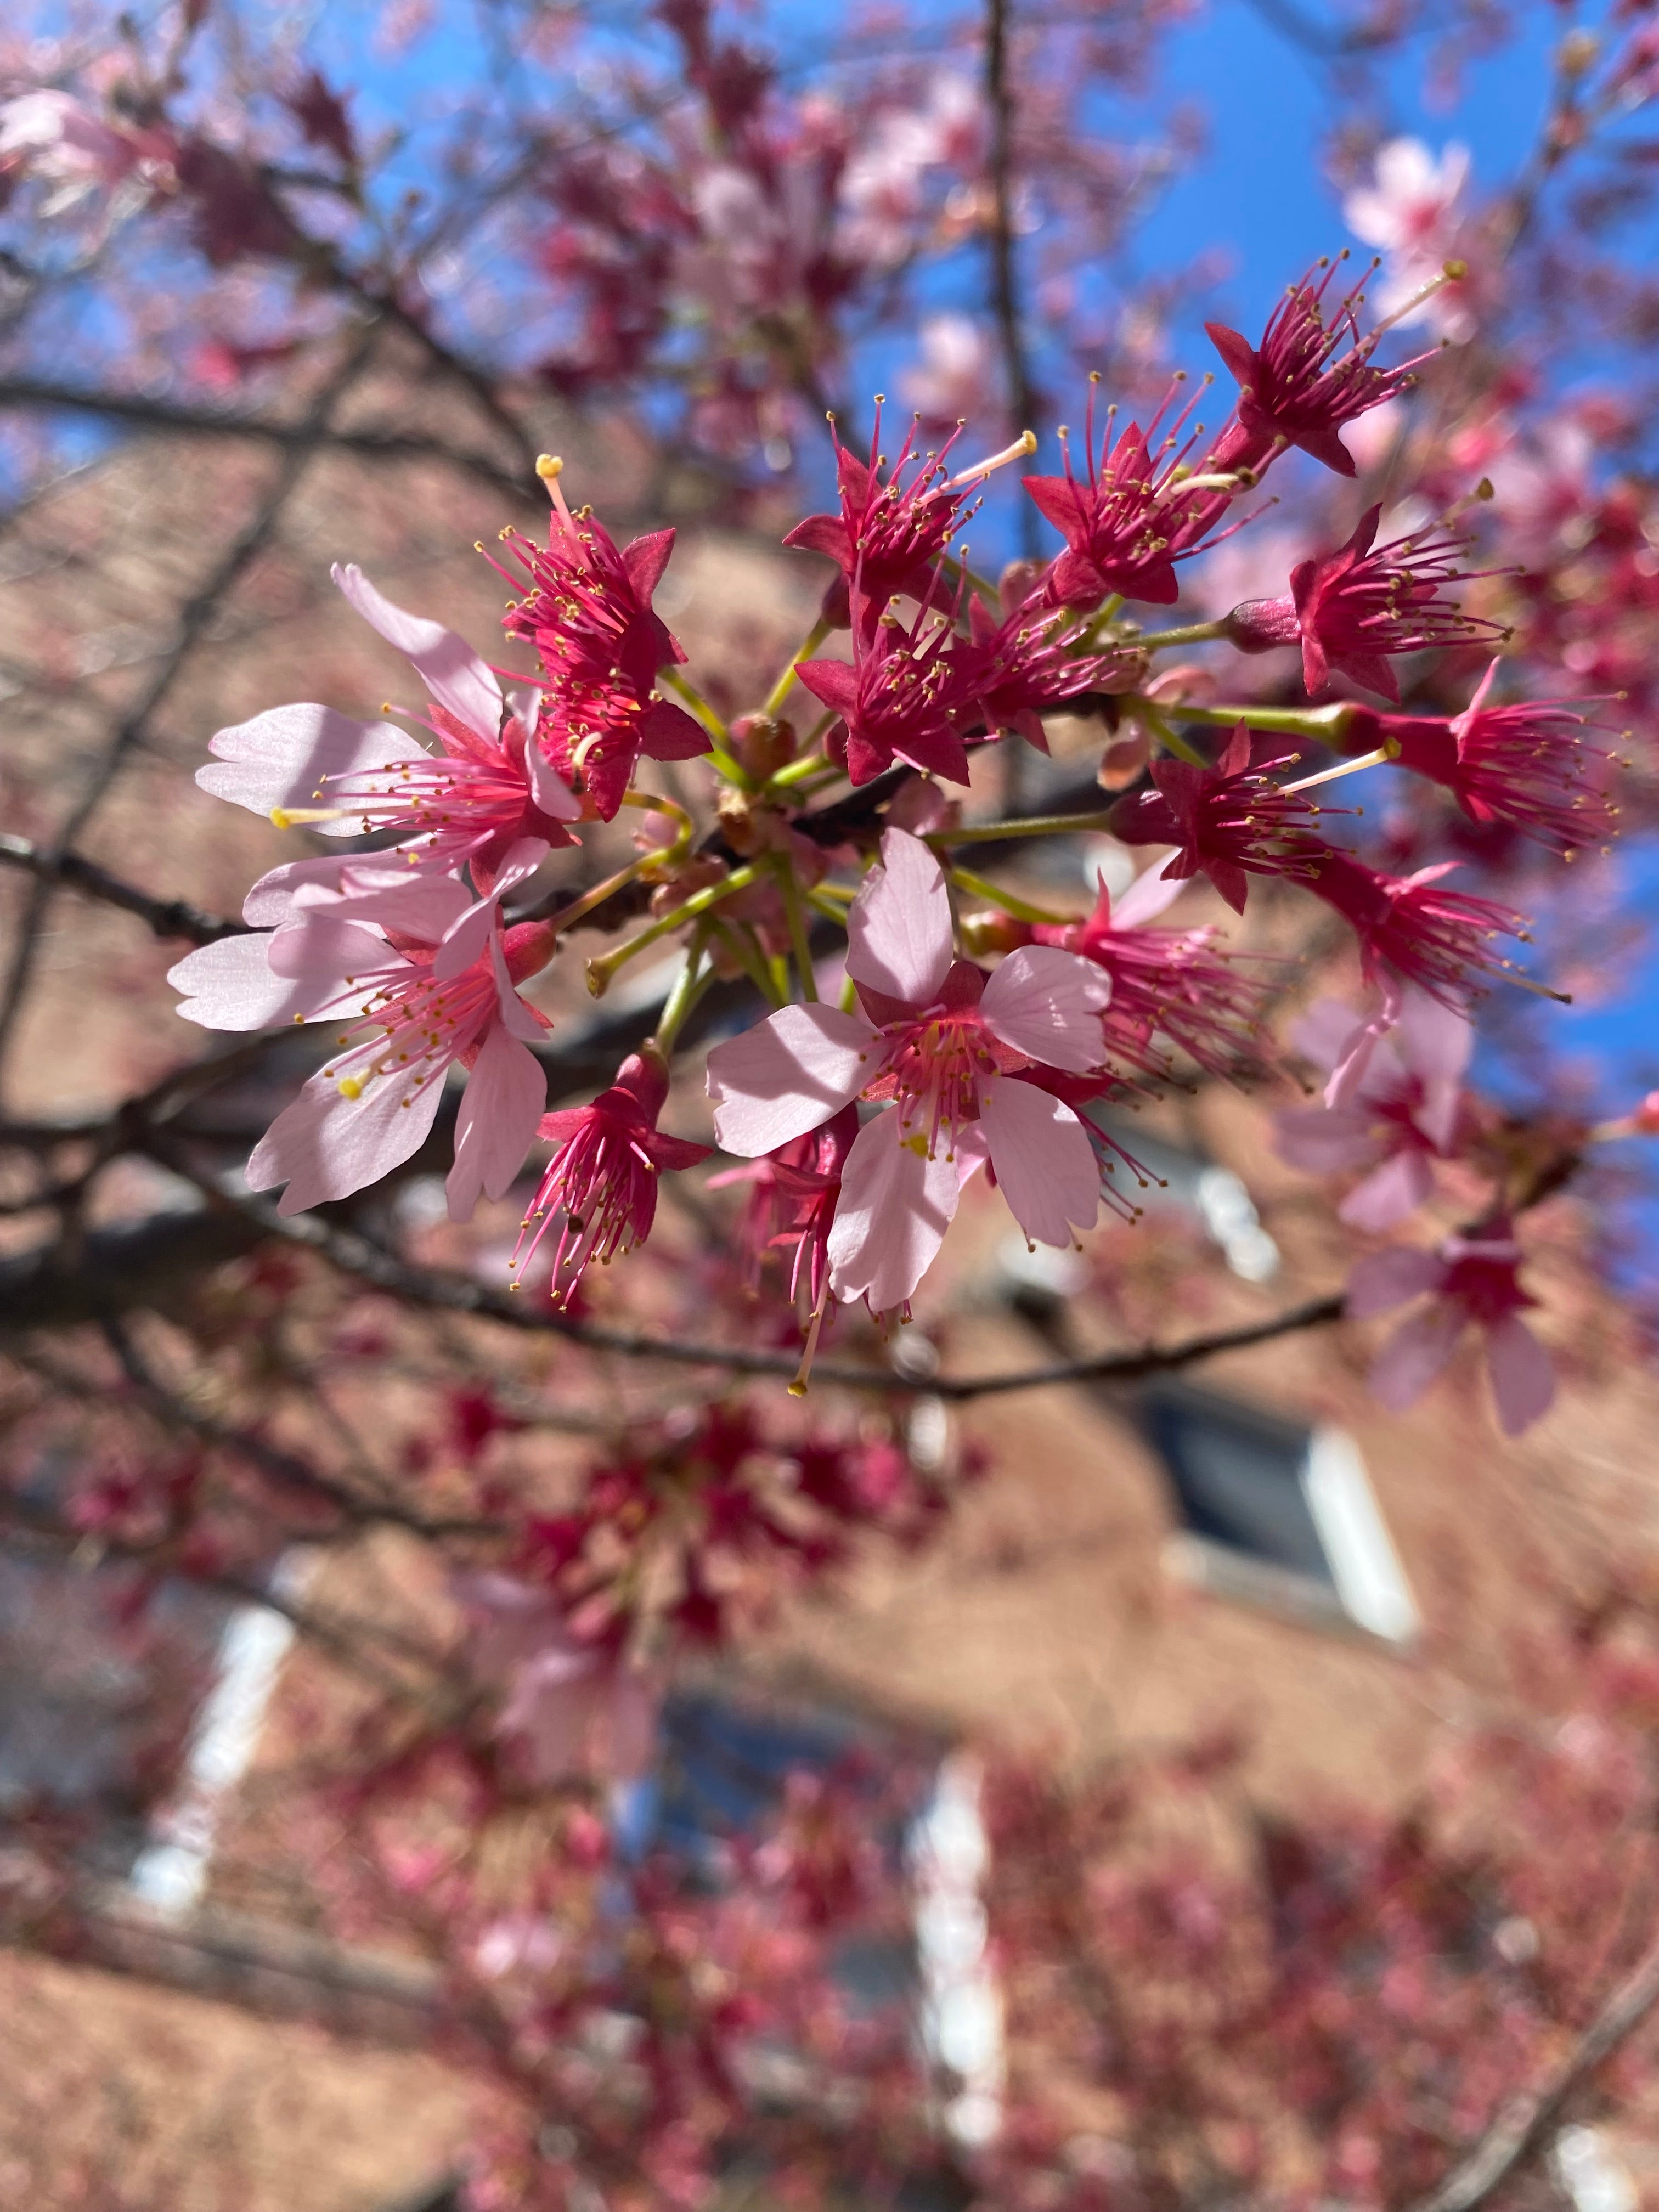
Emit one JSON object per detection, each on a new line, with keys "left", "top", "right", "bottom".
{"left": 1030, "top": 867, "right": 1271, "bottom": 1080}
{"left": 496, "top": 472, "right": 707, "bottom": 817}
{"left": 513, "top": 1047, "right": 710, "bottom": 1302}
{"left": 1342, "top": 662, "right": 1618, "bottom": 858}
{"left": 783, "top": 408, "right": 972, "bottom": 638}
{"left": 1107, "top": 724, "right": 1328, "bottom": 913}
{"left": 1226, "top": 506, "right": 1505, "bottom": 701}
{"left": 1022, "top": 391, "right": 1197, "bottom": 608}
{"left": 797, "top": 603, "right": 972, "bottom": 786}
{"left": 951, "top": 591, "right": 1142, "bottom": 749}
{"left": 1205, "top": 259, "right": 1437, "bottom": 479}
{"left": 1305, "top": 850, "right": 1527, "bottom": 1007}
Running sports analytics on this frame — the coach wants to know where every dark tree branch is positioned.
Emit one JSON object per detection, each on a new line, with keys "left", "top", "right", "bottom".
{"left": 0, "top": 832, "right": 245, "bottom": 945}
{"left": 41, "top": 1152, "right": 1348, "bottom": 1398}
{"left": 1405, "top": 1928, "right": 1659, "bottom": 2212}
{"left": 984, "top": 0, "right": 1039, "bottom": 558}
{"left": 0, "top": 375, "right": 538, "bottom": 503}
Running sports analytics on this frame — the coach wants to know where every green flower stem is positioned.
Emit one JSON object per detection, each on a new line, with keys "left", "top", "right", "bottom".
{"left": 709, "top": 915, "right": 787, "bottom": 1007}
{"left": 541, "top": 855, "right": 648, "bottom": 935}
{"left": 930, "top": 809, "right": 1119, "bottom": 846}
{"left": 1153, "top": 698, "right": 1358, "bottom": 739}
{"left": 658, "top": 668, "right": 746, "bottom": 782}
{"left": 806, "top": 889, "right": 855, "bottom": 922}
{"left": 769, "top": 746, "right": 842, "bottom": 791}
{"left": 1138, "top": 700, "right": 1209, "bottom": 768}
{"left": 1077, "top": 594, "right": 1125, "bottom": 648}
{"left": 1135, "top": 619, "right": 1231, "bottom": 651}
{"left": 772, "top": 852, "right": 819, "bottom": 1001}
{"left": 947, "top": 865, "right": 1073, "bottom": 926}
{"left": 584, "top": 863, "right": 760, "bottom": 997}
{"left": 650, "top": 932, "right": 715, "bottom": 1054}
{"left": 761, "top": 616, "right": 833, "bottom": 719}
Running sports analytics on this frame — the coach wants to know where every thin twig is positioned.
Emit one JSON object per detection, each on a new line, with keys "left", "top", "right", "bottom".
{"left": 1404, "top": 1928, "right": 1659, "bottom": 2212}
{"left": 0, "top": 832, "right": 245, "bottom": 945}
{"left": 984, "top": 0, "right": 1038, "bottom": 557}
{"left": 0, "top": 324, "right": 381, "bottom": 1082}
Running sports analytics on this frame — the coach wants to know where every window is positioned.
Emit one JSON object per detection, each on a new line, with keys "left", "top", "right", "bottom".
{"left": 1091, "top": 1114, "right": 1280, "bottom": 1283}
{"left": 1144, "top": 1383, "right": 1417, "bottom": 1644}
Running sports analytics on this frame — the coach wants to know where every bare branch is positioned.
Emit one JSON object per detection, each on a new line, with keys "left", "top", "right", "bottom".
{"left": 0, "top": 375, "right": 538, "bottom": 503}
{"left": 1406, "top": 1930, "right": 1659, "bottom": 2212}
{"left": 0, "top": 832, "right": 245, "bottom": 945}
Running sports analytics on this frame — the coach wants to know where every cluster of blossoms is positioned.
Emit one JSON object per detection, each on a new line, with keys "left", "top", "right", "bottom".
{"left": 173, "top": 255, "right": 1618, "bottom": 1431}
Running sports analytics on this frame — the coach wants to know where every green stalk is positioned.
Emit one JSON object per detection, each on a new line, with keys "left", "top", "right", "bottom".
{"left": 773, "top": 852, "right": 819, "bottom": 1001}
{"left": 584, "top": 863, "right": 759, "bottom": 997}
{"left": 650, "top": 932, "right": 715, "bottom": 1054}
{"left": 947, "top": 865, "right": 1074, "bottom": 926}
{"left": 658, "top": 668, "right": 746, "bottom": 782}
{"left": 930, "top": 809, "right": 1119, "bottom": 846}
{"left": 760, "top": 616, "right": 833, "bottom": 718}
{"left": 1135, "top": 619, "right": 1231, "bottom": 651}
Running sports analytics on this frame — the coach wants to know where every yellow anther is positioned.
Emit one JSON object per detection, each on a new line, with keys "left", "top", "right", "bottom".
{"left": 338, "top": 1076, "right": 364, "bottom": 1099}
{"left": 536, "top": 453, "right": 565, "bottom": 480}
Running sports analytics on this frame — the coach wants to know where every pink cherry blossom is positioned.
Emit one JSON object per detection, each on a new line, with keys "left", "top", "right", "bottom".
{"left": 1275, "top": 988, "right": 1472, "bottom": 1229}
{"left": 1346, "top": 1217, "right": 1555, "bottom": 1436}
{"left": 198, "top": 565, "right": 579, "bottom": 892}
{"left": 453, "top": 1571, "right": 657, "bottom": 1785}
{"left": 1344, "top": 139, "right": 1479, "bottom": 341}
{"left": 704, "top": 828, "right": 1112, "bottom": 1312}
{"left": 166, "top": 876, "right": 553, "bottom": 1220}
{"left": 0, "top": 91, "right": 173, "bottom": 202}
{"left": 512, "top": 1048, "right": 712, "bottom": 1303}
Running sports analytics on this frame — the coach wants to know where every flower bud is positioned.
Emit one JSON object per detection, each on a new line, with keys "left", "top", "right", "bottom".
{"left": 731, "top": 713, "right": 797, "bottom": 780}
{"left": 958, "top": 909, "right": 1034, "bottom": 957}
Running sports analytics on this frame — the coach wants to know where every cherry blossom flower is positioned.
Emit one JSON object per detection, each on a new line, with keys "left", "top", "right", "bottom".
{"left": 496, "top": 467, "right": 707, "bottom": 817}
{"left": 1346, "top": 1218, "right": 1555, "bottom": 1435}
{"left": 167, "top": 876, "right": 554, "bottom": 1220}
{"left": 1204, "top": 259, "right": 1436, "bottom": 479}
{"left": 1024, "top": 381, "right": 1226, "bottom": 608}
{"left": 785, "top": 408, "right": 974, "bottom": 639}
{"left": 1225, "top": 506, "right": 1505, "bottom": 701}
{"left": 1344, "top": 139, "right": 1477, "bottom": 342}
{"left": 1342, "top": 661, "right": 1618, "bottom": 858}
{"left": 1108, "top": 725, "right": 1328, "bottom": 913}
{"left": 710, "top": 1105, "right": 859, "bottom": 1311}
{"left": 1276, "top": 989, "right": 1472, "bottom": 1229}
{"left": 952, "top": 590, "right": 1142, "bottom": 750}
{"left": 704, "top": 829, "right": 1113, "bottom": 1312}
{"left": 1304, "top": 851, "right": 1527, "bottom": 1009}
{"left": 0, "top": 90, "right": 173, "bottom": 205}
{"left": 512, "top": 1047, "right": 711, "bottom": 1302}
{"left": 200, "top": 564, "right": 580, "bottom": 890}
{"left": 1027, "top": 862, "right": 1271, "bottom": 1079}
{"left": 903, "top": 313, "right": 995, "bottom": 428}
{"left": 798, "top": 603, "right": 973, "bottom": 786}
{"left": 453, "top": 1571, "right": 657, "bottom": 1785}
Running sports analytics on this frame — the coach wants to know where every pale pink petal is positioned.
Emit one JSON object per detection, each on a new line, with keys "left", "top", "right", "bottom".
{"left": 1345, "top": 1244, "right": 1447, "bottom": 1318}
{"left": 845, "top": 828, "right": 953, "bottom": 1007}
{"left": 524, "top": 738, "right": 580, "bottom": 821}
{"left": 331, "top": 562, "right": 503, "bottom": 740}
{"left": 167, "top": 933, "right": 332, "bottom": 1031}
{"left": 1325, "top": 1014, "right": 1392, "bottom": 1109}
{"left": 827, "top": 1108, "right": 960, "bottom": 1310}
{"left": 977, "top": 1074, "right": 1100, "bottom": 1246}
{"left": 435, "top": 839, "right": 549, "bottom": 979}
{"left": 446, "top": 1022, "right": 548, "bottom": 1222}
{"left": 1290, "top": 999, "right": 1376, "bottom": 1075}
{"left": 265, "top": 916, "right": 407, "bottom": 989}
{"left": 1273, "top": 1106, "right": 1381, "bottom": 1176}
{"left": 1339, "top": 1146, "right": 1434, "bottom": 1231}
{"left": 1397, "top": 983, "right": 1473, "bottom": 1084}
{"left": 1368, "top": 1302, "right": 1465, "bottom": 1412}
{"left": 1109, "top": 857, "right": 1187, "bottom": 929}
{"left": 324, "top": 872, "right": 473, "bottom": 941}
{"left": 198, "top": 704, "right": 425, "bottom": 827}
{"left": 246, "top": 1062, "right": 446, "bottom": 1215}
{"left": 706, "top": 1004, "right": 874, "bottom": 1156}
{"left": 488, "top": 927, "right": 548, "bottom": 1043}
{"left": 1484, "top": 1314, "right": 1556, "bottom": 1437}
{"left": 241, "top": 854, "right": 429, "bottom": 927}
{"left": 981, "top": 945, "right": 1113, "bottom": 1071}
